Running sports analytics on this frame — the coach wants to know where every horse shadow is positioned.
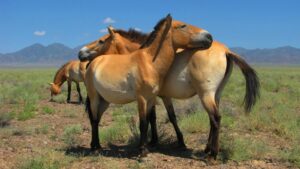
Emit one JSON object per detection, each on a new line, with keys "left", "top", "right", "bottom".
{"left": 63, "top": 141, "right": 208, "bottom": 162}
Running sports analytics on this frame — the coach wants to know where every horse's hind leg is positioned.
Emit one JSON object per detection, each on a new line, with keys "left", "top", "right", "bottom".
{"left": 67, "top": 80, "right": 72, "bottom": 103}
{"left": 162, "top": 97, "right": 186, "bottom": 148}
{"left": 76, "top": 82, "right": 83, "bottom": 103}
{"left": 87, "top": 94, "right": 109, "bottom": 151}
{"left": 148, "top": 105, "right": 158, "bottom": 147}
{"left": 200, "top": 93, "right": 221, "bottom": 160}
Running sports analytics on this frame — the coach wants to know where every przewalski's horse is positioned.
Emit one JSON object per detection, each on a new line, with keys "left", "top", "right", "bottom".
{"left": 49, "top": 60, "right": 88, "bottom": 103}
{"left": 83, "top": 14, "right": 213, "bottom": 156}
{"left": 79, "top": 27, "right": 259, "bottom": 160}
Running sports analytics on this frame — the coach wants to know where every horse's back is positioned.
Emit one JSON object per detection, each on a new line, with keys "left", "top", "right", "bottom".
{"left": 66, "top": 60, "right": 84, "bottom": 82}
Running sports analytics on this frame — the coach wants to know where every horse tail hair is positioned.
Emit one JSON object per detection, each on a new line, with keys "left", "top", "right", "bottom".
{"left": 85, "top": 96, "right": 93, "bottom": 120}
{"left": 226, "top": 51, "right": 260, "bottom": 113}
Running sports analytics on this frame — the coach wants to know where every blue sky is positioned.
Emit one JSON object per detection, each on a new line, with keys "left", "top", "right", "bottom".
{"left": 1, "top": 0, "right": 300, "bottom": 53}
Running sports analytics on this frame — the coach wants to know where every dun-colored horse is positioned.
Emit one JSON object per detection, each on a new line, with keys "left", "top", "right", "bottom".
{"left": 49, "top": 60, "right": 88, "bottom": 103}
{"left": 83, "top": 14, "right": 213, "bottom": 155}
{"left": 79, "top": 23, "right": 259, "bottom": 159}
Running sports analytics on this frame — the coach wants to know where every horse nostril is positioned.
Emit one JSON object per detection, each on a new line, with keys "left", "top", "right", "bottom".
{"left": 205, "top": 33, "right": 213, "bottom": 43}
{"left": 78, "top": 51, "right": 83, "bottom": 57}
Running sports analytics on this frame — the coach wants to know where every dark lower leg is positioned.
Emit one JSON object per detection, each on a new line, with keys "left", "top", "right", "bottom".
{"left": 210, "top": 115, "right": 221, "bottom": 159}
{"left": 204, "top": 121, "right": 213, "bottom": 153}
{"left": 90, "top": 120, "right": 101, "bottom": 150}
{"left": 139, "top": 118, "right": 149, "bottom": 155}
{"left": 163, "top": 98, "right": 185, "bottom": 147}
{"left": 67, "top": 81, "right": 71, "bottom": 102}
{"left": 76, "top": 83, "right": 83, "bottom": 103}
{"left": 149, "top": 106, "right": 158, "bottom": 146}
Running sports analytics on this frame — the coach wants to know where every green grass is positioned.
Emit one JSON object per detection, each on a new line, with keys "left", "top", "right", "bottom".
{"left": 62, "top": 124, "right": 83, "bottom": 147}
{"left": 18, "top": 150, "right": 74, "bottom": 169}
{"left": 179, "top": 111, "right": 209, "bottom": 133}
{"left": 35, "top": 124, "right": 50, "bottom": 134}
{"left": 100, "top": 110, "right": 134, "bottom": 144}
{"left": 0, "top": 111, "right": 15, "bottom": 127}
{"left": 42, "top": 106, "right": 55, "bottom": 114}
{"left": 17, "top": 103, "right": 37, "bottom": 121}
{"left": 0, "top": 66, "right": 300, "bottom": 167}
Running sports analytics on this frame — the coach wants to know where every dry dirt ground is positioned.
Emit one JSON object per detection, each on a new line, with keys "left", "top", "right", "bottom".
{"left": 0, "top": 96, "right": 296, "bottom": 169}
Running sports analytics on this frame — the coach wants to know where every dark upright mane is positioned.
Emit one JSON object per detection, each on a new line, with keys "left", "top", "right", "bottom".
{"left": 115, "top": 29, "right": 148, "bottom": 44}
{"left": 140, "top": 15, "right": 171, "bottom": 49}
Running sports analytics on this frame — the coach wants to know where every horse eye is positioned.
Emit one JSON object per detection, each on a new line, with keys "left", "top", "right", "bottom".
{"left": 98, "top": 40, "right": 104, "bottom": 44}
{"left": 180, "top": 24, "right": 187, "bottom": 29}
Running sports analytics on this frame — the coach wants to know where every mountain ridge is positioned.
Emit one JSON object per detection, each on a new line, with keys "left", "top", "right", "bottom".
{"left": 1, "top": 43, "right": 300, "bottom": 66}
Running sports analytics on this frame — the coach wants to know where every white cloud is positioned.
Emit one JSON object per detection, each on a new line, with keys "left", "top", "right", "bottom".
{"left": 103, "top": 17, "right": 116, "bottom": 24}
{"left": 134, "top": 27, "right": 142, "bottom": 32}
{"left": 34, "top": 30, "right": 46, "bottom": 36}
{"left": 99, "top": 28, "right": 108, "bottom": 33}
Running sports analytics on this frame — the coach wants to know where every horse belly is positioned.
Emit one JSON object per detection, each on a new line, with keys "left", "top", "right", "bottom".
{"left": 160, "top": 67, "right": 196, "bottom": 99}
{"left": 94, "top": 74, "right": 136, "bottom": 104}
{"left": 69, "top": 69, "right": 83, "bottom": 82}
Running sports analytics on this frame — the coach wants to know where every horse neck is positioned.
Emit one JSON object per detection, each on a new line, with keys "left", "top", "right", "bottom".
{"left": 53, "top": 67, "right": 67, "bottom": 87}
{"left": 116, "top": 39, "right": 140, "bottom": 54}
{"left": 147, "top": 31, "right": 175, "bottom": 80}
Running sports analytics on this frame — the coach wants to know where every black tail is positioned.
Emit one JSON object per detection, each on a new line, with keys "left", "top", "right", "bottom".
{"left": 85, "top": 96, "right": 93, "bottom": 120}
{"left": 226, "top": 51, "right": 260, "bottom": 112}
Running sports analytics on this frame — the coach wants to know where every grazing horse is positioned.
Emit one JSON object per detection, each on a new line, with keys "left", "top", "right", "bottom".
{"left": 83, "top": 14, "right": 213, "bottom": 155}
{"left": 79, "top": 26, "right": 259, "bottom": 160}
{"left": 49, "top": 60, "right": 88, "bottom": 103}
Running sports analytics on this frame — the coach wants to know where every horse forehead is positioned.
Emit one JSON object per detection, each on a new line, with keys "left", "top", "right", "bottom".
{"left": 86, "top": 34, "right": 110, "bottom": 48}
{"left": 172, "top": 20, "right": 203, "bottom": 31}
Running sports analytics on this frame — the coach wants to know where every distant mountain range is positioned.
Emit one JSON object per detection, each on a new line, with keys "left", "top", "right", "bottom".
{"left": 0, "top": 43, "right": 300, "bottom": 66}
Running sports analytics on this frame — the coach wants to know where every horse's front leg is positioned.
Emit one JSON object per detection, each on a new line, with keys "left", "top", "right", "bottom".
{"left": 137, "top": 96, "right": 154, "bottom": 157}
{"left": 67, "top": 81, "right": 72, "bottom": 103}
{"left": 76, "top": 82, "right": 83, "bottom": 104}
{"left": 162, "top": 97, "right": 186, "bottom": 148}
{"left": 148, "top": 105, "right": 158, "bottom": 147}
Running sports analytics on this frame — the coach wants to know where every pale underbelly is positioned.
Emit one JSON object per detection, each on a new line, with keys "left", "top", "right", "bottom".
{"left": 94, "top": 80, "right": 136, "bottom": 104}
{"left": 159, "top": 77, "right": 196, "bottom": 99}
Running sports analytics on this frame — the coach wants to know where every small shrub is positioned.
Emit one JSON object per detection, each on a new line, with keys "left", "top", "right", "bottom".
{"left": 42, "top": 106, "right": 55, "bottom": 115}
{"left": 62, "top": 124, "right": 83, "bottom": 147}
{"left": 220, "top": 135, "right": 269, "bottom": 162}
{"left": 35, "top": 125, "right": 49, "bottom": 134}
{"left": 100, "top": 116, "right": 131, "bottom": 144}
{"left": 0, "top": 112, "right": 15, "bottom": 127}
{"left": 17, "top": 103, "right": 36, "bottom": 121}
{"left": 279, "top": 143, "right": 300, "bottom": 167}
{"left": 52, "top": 94, "right": 66, "bottom": 104}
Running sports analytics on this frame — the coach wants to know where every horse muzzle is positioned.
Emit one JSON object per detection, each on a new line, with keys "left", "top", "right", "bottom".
{"left": 189, "top": 31, "right": 213, "bottom": 49}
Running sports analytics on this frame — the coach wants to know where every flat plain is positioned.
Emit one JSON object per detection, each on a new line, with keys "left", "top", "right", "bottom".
{"left": 0, "top": 66, "right": 299, "bottom": 169}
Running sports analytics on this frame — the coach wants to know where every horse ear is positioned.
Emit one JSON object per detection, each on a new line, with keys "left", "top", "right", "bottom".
{"left": 107, "top": 26, "right": 115, "bottom": 37}
{"left": 48, "top": 82, "right": 54, "bottom": 86}
{"left": 166, "top": 13, "right": 172, "bottom": 24}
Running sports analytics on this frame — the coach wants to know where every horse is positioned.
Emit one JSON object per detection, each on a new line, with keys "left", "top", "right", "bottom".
{"left": 83, "top": 14, "right": 213, "bottom": 156}
{"left": 49, "top": 60, "right": 88, "bottom": 103}
{"left": 78, "top": 25, "right": 259, "bottom": 160}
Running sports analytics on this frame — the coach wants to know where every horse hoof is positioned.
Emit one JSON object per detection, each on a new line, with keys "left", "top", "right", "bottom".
{"left": 176, "top": 143, "right": 187, "bottom": 151}
{"left": 139, "top": 148, "right": 149, "bottom": 158}
{"left": 204, "top": 146, "right": 211, "bottom": 154}
{"left": 205, "top": 155, "right": 218, "bottom": 165}
{"left": 147, "top": 141, "right": 158, "bottom": 148}
{"left": 90, "top": 147, "right": 102, "bottom": 155}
